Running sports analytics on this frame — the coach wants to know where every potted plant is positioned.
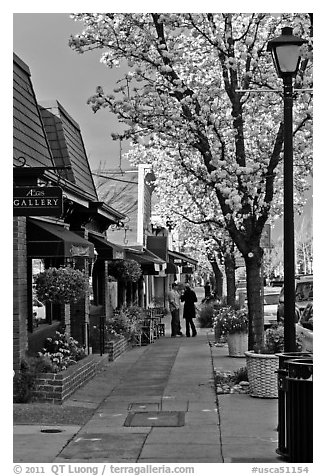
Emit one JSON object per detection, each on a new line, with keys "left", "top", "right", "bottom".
{"left": 244, "top": 324, "right": 302, "bottom": 398}
{"left": 214, "top": 307, "right": 248, "bottom": 356}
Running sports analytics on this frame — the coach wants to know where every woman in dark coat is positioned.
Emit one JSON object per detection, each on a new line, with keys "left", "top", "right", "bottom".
{"left": 180, "top": 283, "right": 197, "bottom": 337}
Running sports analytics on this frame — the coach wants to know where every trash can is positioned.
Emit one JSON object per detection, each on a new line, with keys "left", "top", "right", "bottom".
{"left": 275, "top": 352, "right": 312, "bottom": 459}
{"left": 286, "top": 358, "right": 313, "bottom": 462}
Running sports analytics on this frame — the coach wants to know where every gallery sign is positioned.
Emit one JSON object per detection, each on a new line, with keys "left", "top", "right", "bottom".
{"left": 13, "top": 186, "right": 63, "bottom": 216}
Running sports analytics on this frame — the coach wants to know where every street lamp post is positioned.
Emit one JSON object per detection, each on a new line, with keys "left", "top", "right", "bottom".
{"left": 267, "top": 27, "right": 307, "bottom": 352}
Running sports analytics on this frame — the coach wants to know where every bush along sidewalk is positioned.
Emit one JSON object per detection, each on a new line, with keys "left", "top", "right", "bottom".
{"left": 213, "top": 366, "right": 249, "bottom": 394}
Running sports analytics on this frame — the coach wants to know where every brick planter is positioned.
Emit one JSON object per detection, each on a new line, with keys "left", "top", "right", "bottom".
{"left": 90, "top": 332, "right": 131, "bottom": 360}
{"left": 32, "top": 354, "right": 107, "bottom": 404}
{"left": 106, "top": 336, "right": 130, "bottom": 361}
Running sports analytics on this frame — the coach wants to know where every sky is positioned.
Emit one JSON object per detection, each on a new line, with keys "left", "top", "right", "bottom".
{"left": 13, "top": 12, "right": 129, "bottom": 171}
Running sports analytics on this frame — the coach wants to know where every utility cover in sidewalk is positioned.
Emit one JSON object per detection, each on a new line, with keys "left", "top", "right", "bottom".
{"left": 124, "top": 411, "right": 185, "bottom": 427}
{"left": 128, "top": 403, "right": 160, "bottom": 412}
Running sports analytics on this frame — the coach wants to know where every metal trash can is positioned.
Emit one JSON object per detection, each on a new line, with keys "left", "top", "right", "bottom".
{"left": 276, "top": 352, "right": 312, "bottom": 459}
{"left": 286, "top": 358, "right": 313, "bottom": 462}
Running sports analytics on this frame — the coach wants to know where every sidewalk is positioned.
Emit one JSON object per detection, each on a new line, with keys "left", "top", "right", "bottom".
{"left": 13, "top": 323, "right": 282, "bottom": 464}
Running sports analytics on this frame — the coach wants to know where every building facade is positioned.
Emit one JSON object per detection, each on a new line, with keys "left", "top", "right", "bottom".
{"left": 13, "top": 53, "right": 125, "bottom": 372}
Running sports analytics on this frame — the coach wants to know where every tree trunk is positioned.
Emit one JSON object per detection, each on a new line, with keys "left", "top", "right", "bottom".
{"left": 224, "top": 252, "right": 236, "bottom": 308}
{"left": 209, "top": 259, "right": 223, "bottom": 297}
{"left": 245, "top": 250, "right": 264, "bottom": 351}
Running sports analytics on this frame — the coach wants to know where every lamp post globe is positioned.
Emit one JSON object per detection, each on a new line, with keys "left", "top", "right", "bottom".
{"left": 267, "top": 27, "right": 307, "bottom": 352}
{"left": 267, "top": 26, "right": 307, "bottom": 78}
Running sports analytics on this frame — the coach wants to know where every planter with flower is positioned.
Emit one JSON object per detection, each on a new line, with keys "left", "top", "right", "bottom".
{"left": 214, "top": 307, "right": 249, "bottom": 357}
{"left": 13, "top": 331, "right": 99, "bottom": 403}
{"left": 90, "top": 305, "right": 145, "bottom": 355}
{"left": 245, "top": 324, "right": 302, "bottom": 398}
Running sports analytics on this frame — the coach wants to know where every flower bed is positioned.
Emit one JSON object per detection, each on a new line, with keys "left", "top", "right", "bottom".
{"left": 32, "top": 354, "right": 107, "bottom": 404}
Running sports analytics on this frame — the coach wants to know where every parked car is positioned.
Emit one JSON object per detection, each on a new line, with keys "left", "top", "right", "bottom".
{"left": 296, "top": 302, "right": 313, "bottom": 353}
{"left": 243, "top": 287, "right": 281, "bottom": 327}
{"left": 33, "top": 298, "right": 46, "bottom": 326}
{"left": 277, "top": 275, "right": 313, "bottom": 322}
{"left": 263, "top": 291, "right": 280, "bottom": 327}
{"left": 270, "top": 278, "right": 284, "bottom": 288}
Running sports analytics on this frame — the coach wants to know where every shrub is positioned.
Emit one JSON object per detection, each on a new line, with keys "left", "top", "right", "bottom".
{"left": 253, "top": 324, "right": 303, "bottom": 354}
{"left": 198, "top": 302, "right": 215, "bottom": 328}
{"left": 90, "top": 306, "right": 145, "bottom": 346}
{"left": 112, "top": 306, "right": 145, "bottom": 341}
{"left": 13, "top": 358, "right": 36, "bottom": 403}
{"left": 233, "top": 366, "right": 248, "bottom": 384}
{"left": 37, "top": 331, "right": 86, "bottom": 373}
{"left": 214, "top": 366, "right": 248, "bottom": 387}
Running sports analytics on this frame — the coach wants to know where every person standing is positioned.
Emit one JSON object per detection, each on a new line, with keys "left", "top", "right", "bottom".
{"left": 167, "top": 283, "right": 183, "bottom": 337}
{"left": 180, "top": 283, "right": 197, "bottom": 337}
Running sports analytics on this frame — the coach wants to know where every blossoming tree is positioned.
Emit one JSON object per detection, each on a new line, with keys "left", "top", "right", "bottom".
{"left": 69, "top": 13, "right": 312, "bottom": 349}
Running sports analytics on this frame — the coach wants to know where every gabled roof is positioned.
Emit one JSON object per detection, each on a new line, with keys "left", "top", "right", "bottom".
{"left": 39, "top": 100, "right": 98, "bottom": 202}
{"left": 13, "top": 53, "right": 55, "bottom": 169}
{"left": 13, "top": 53, "right": 125, "bottom": 225}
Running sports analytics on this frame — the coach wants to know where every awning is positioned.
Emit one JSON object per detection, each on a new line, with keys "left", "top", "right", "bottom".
{"left": 27, "top": 219, "right": 94, "bottom": 258}
{"left": 88, "top": 233, "right": 125, "bottom": 260}
{"left": 126, "top": 248, "right": 165, "bottom": 265}
{"left": 167, "top": 249, "right": 197, "bottom": 274}
{"left": 125, "top": 248, "right": 166, "bottom": 276}
{"left": 168, "top": 249, "right": 198, "bottom": 266}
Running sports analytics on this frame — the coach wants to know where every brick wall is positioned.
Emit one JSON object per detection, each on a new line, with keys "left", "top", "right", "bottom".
{"left": 107, "top": 336, "right": 129, "bottom": 361}
{"left": 32, "top": 354, "right": 107, "bottom": 404}
{"left": 90, "top": 332, "right": 130, "bottom": 360}
{"left": 13, "top": 217, "right": 28, "bottom": 373}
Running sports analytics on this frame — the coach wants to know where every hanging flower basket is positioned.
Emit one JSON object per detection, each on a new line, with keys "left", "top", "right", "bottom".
{"left": 34, "top": 266, "right": 89, "bottom": 304}
{"left": 107, "top": 259, "right": 142, "bottom": 282}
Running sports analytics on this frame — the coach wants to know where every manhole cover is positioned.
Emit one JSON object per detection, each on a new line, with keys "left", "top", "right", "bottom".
{"left": 128, "top": 403, "right": 160, "bottom": 412}
{"left": 40, "top": 428, "right": 63, "bottom": 433}
{"left": 124, "top": 411, "right": 185, "bottom": 427}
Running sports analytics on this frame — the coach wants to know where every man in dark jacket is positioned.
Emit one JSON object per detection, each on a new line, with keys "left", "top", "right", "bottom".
{"left": 180, "top": 283, "right": 197, "bottom": 337}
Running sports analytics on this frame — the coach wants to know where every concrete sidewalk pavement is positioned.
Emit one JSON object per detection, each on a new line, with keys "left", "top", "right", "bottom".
{"left": 13, "top": 324, "right": 282, "bottom": 464}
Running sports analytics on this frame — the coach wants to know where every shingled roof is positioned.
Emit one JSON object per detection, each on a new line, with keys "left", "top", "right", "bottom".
{"left": 13, "top": 53, "right": 55, "bottom": 169}
{"left": 39, "top": 100, "right": 98, "bottom": 202}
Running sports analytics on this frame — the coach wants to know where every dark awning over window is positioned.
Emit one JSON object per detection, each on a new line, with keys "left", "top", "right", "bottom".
{"left": 167, "top": 249, "right": 197, "bottom": 274}
{"left": 27, "top": 218, "right": 94, "bottom": 258}
{"left": 126, "top": 248, "right": 166, "bottom": 275}
{"left": 126, "top": 248, "right": 165, "bottom": 265}
{"left": 168, "top": 249, "right": 198, "bottom": 266}
{"left": 88, "top": 233, "right": 124, "bottom": 260}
